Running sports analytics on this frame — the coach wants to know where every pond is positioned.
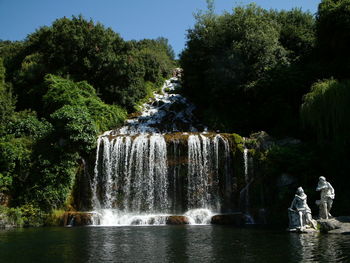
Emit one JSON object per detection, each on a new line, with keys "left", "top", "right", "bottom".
{"left": 0, "top": 226, "right": 349, "bottom": 262}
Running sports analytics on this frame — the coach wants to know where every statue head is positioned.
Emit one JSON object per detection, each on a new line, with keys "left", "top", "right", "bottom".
{"left": 296, "top": 187, "right": 304, "bottom": 195}
{"left": 319, "top": 176, "right": 326, "bottom": 182}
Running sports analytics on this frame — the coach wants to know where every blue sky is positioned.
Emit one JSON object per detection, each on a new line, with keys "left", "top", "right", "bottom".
{"left": 0, "top": 0, "right": 321, "bottom": 57}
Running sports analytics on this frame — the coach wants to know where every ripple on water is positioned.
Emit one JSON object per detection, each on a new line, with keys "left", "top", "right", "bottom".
{"left": 0, "top": 226, "right": 349, "bottom": 262}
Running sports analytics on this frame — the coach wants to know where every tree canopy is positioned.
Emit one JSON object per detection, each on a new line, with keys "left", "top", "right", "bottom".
{"left": 180, "top": 4, "right": 316, "bottom": 135}
{"left": 2, "top": 15, "right": 175, "bottom": 112}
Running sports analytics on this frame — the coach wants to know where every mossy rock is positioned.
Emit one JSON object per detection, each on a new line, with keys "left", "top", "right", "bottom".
{"left": 232, "top": 133, "right": 244, "bottom": 145}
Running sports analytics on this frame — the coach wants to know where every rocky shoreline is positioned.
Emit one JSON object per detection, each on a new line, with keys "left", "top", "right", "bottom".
{"left": 2, "top": 209, "right": 349, "bottom": 233}
{"left": 318, "top": 216, "right": 350, "bottom": 234}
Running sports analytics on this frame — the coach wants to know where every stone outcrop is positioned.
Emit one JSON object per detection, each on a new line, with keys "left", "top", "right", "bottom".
{"left": 63, "top": 212, "right": 95, "bottom": 226}
{"left": 319, "top": 217, "right": 350, "bottom": 234}
{"left": 318, "top": 219, "right": 341, "bottom": 233}
{"left": 166, "top": 216, "right": 189, "bottom": 225}
{"left": 211, "top": 213, "right": 244, "bottom": 226}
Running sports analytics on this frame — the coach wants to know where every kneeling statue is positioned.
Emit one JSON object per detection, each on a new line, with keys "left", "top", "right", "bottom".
{"left": 288, "top": 187, "right": 317, "bottom": 231}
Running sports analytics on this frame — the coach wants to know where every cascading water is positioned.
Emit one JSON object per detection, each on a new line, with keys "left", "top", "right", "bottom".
{"left": 93, "top": 134, "right": 168, "bottom": 212}
{"left": 90, "top": 77, "right": 235, "bottom": 226}
{"left": 241, "top": 147, "right": 255, "bottom": 224}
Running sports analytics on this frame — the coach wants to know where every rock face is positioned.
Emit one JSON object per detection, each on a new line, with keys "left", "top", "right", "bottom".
{"left": 321, "top": 217, "right": 350, "bottom": 234}
{"left": 0, "top": 193, "right": 10, "bottom": 206}
{"left": 211, "top": 213, "right": 244, "bottom": 226}
{"left": 0, "top": 216, "right": 15, "bottom": 228}
{"left": 166, "top": 216, "right": 189, "bottom": 225}
{"left": 63, "top": 212, "right": 94, "bottom": 226}
{"left": 318, "top": 219, "right": 341, "bottom": 233}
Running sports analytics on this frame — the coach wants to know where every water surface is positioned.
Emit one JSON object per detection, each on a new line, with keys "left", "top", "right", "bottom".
{"left": 0, "top": 226, "right": 349, "bottom": 262}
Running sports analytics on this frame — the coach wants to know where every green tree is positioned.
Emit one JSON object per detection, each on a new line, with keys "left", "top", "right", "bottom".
{"left": 6, "top": 110, "right": 52, "bottom": 139}
{"left": 9, "top": 16, "right": 175, "bottom": 111}
{"left": 50, "top": 105, "right": 97, "bottom": 153}
{"left": 0, "top": 58, "right": 15, "bottom": 135}
{"left": 181, "top": 4, "right": 288, "bottom": 133}
{"left": 316, "top": 0, "right": 350, "bottom": 78}
{"left": 0, "top": 136, "right": 33, "bottom": 194}
{"left": 180, "top": 4, "right": 317, "bottom": 136}
{"left": 271, "top": 8, "right": 315, "bottom": 61}
{"left": 301, "top": 78, "right": 350, "bottom": 145}
{"left": 43, "top": 74, "right": 126, "bottom": 133}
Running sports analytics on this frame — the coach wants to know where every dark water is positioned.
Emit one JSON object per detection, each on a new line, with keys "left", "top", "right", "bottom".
{"left": 0, "top": 226, "right": 349, "bottom": 263}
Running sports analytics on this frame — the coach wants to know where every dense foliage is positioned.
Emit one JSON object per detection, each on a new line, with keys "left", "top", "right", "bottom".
{"left": 301, "top": 79, "right": 350, "bottom": 146}
{"left": 316, "top": 0, "right": 350, "bottom": 79}
{"left": 180, "top": 4, "right": 316, "bottom": 136}
{"left": 0, "top": 75, "right": 128, "bottom": 211}
{"left": 2, "top": 15, "right": 174, "bottom": 112}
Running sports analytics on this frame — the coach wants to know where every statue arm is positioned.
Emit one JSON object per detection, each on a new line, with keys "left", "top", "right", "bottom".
{"left": 328, "top": 183, "right": 335, "bottom": 198}
{"left": 316, "top": 183, "right": 326, "bottom": 191}
{"left": 289, "top": 197, "right": 296, "bottom": 209}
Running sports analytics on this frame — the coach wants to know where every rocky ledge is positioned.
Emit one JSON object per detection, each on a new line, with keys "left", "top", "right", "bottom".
{"left": 211, "top": 213, "right": 244, "bottom": 226}
{"left": 166, "top": 216, "right": 189, "bottom": 225}
{"left": 318, "top": 216, "right": 350, "bottom": 234}
{"left": 63, "top": 212, "right": 95, "bottom": 226}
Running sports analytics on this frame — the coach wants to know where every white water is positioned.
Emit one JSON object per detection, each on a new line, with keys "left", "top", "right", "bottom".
{"left": 184, "top": 208, "right": 213, "bottom": 225}
{"left": 104, "top": 78, "right": 201, "bottom": 136}
{"left": 242, "top": 147, "right": 255, "bottom": 224}
{"left": 92, "top": 209, "right": 169, "bottom": 226}
{"left": 90, "top": 78, "right": 233, "bottom": 226}
{"left": 92, "top": 134, "right": 169, "bottom": 213}
{"left": 90, "top": 208, "right": 214, "bottom": 226}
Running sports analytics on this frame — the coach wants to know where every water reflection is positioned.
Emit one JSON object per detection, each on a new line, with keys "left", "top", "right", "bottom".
{"left": 0, "top": 226, "right": 350, "bottom": 262}
{"left": 289, "top": 232, "right": 350, "bottom": 262}
{"left": 185, "top": 226, "right": 214, "bottom": 262}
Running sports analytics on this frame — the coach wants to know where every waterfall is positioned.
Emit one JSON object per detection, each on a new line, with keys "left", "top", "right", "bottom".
{"left": 215, "top": 134, "right": 232, "bottom": 204}
{"left": 186, "top": 134, "right": 232, "bottom": 211}
{"left": 89, "top": 77, "right": 236, "bottom": 226}
{"left": 187, "top": 134, "right": 210, "bottom": 209}
{"left": 244, "top": 148, "right": 249, "bottom": 209}
{"left": 242, "top": 147, "right": 255, "bottom": 224}
{"left": 91, "top": 133, "right": 234, "bottom": 225}
{"left": 92, "top": 134, "right": 169, "bottom": 213}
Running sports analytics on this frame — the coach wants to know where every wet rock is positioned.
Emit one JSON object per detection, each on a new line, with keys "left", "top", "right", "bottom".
{"left": 287, "top": 227, "right": 317, "bottom": 233}
{"left": 166, "top": 216, "right": 189, "bottom": 225}
{"left": 152, "top": 100, "right": 165, "bottom": 107}
{"left": 131, "top": 218, "right": 143, "bottom": 225}
{"left": 326, "top": 217, "right": 350, "bottom": 234}
{"left": 63, "top": 212, "right": 94, "bottom": 226}
{"left": 0, "top": 193, "right": 10, "bottom": 206}
{"left": 147, "top": 217, "right": 156, "bottom": 225}
{"left": 250, "top": 131, "right": 274, "bottom": 151}
{"left": 335, "top": 216, "right": 350, "bottom": 223}
{"left": 170, "top": 78, "right": 181, "bottom": 84}
{"left": 211, "top": 213, "right": 244, "bottom": 226}
{"left": 317, "top": 219, "right": 341, "bottom": 233}
{"left": 250, "top": 131, "right": 301, "bottom": 151}
{"left": 173, "top": 68, "right": 183, "bottom": 78}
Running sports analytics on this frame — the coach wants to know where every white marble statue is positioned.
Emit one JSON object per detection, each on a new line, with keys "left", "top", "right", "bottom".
{"left": 288, "top": 187, "right": 317, "bottom": 230}
{"left": 316, "top": 176, "right": 335, "bottom": 219}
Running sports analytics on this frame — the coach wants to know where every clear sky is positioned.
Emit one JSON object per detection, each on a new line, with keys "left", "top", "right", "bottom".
{"left": 0, "top": 0, "right": 321, "bottom": 57}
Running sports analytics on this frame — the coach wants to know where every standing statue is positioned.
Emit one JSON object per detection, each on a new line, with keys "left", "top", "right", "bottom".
{"left": 316, "top": 176, "right": 335, "bottom": 219}
{"left": 288, "top": 187, "right": 317, "bottom": 231}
